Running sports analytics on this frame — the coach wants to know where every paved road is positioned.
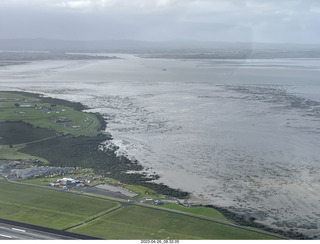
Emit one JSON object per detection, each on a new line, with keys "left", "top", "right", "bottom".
{"left": 0, "top": 223, "right": 75, "bottom": 240}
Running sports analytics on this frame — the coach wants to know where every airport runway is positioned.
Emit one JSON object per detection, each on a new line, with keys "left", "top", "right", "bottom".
{"left": 0, "top": 223, "right": 76, "bottom": 240}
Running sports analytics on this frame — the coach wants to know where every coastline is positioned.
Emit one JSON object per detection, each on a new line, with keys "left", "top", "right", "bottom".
{"left": 70, "top": 94, "right": 312, "bottom": 240}
{"left": 0, "top": 90, "right": 189, "bottom": 199}
{"left": 2, "top": 55, "right": 320, "bottom": 239}
{"left": 0, "top": 89, "right": 313, "bottom": 239}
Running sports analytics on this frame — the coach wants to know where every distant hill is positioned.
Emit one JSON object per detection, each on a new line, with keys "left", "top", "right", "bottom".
{"left": 1, "top": 39, "right": 320, "bottom": 59}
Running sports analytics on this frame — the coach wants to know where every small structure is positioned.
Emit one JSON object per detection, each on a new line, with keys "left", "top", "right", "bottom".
{"left": 83, "top": 117, "right": 90, "bottom": 122}
{"left": 155, "top": 200, "right": 163, "bottom": 205}
{"left": 139, "top": 197, "right": 163, "bottom": 205}
{"left": 59, "top": 177, "right": 76, "bottom": 185}
{"left": 49, "top": 182, "right": 59, "bottom": 187}
{"left": 49, "top": 177, "right": 87, "bottom": 189}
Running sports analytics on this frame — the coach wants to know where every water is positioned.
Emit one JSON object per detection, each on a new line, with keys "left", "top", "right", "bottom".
{"left": 1, "top": 55, "right": 320, "bottom": 236}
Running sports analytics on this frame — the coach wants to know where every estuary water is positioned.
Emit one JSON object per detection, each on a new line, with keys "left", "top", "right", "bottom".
{"left": 1, "top": 55, "right": 320, "bottom": 237}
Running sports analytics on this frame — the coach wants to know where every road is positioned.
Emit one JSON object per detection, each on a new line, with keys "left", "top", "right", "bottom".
{"left": 0, "top": 223, "right": 76, "bottom": 240}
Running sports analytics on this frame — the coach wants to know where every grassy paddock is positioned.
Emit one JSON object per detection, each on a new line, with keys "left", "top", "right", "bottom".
{"left": 0, "top": 182, "right": 282, "bottom": 240}
{"left": 0, "top": 182, "right": 120, "bottom": 229}
{"left": 69, "top": 205, "right": 279, "bottom": 240}
{"left": 159, "top": 202, "right": 229, "bottom": 222}
{"left": 0, "top": 145, "right": 48, "bottom": 162}
{"left": 0, "top": 91, "right": 101, "bottom": 137}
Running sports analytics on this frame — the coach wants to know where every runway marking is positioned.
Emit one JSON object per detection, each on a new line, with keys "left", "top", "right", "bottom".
{"left": 0, "top": 234, "right": 12, "bottom": 239}
{"left": 12, "top": 228, "right": 26, "bottom": 232}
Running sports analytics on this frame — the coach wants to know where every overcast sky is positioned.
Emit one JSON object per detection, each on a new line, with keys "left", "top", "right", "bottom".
{"left": 0, "top": 0, "right": 319, "bottom": 44}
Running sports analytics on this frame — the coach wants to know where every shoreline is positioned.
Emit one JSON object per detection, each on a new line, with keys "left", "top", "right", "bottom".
{"left": 0, "top": 89, "right": 313, "bottom": 240}
{"left": 0, "top": 90, "right": 189, "bottom": 199}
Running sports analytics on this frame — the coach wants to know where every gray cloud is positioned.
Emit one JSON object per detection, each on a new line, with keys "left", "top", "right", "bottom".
{"left": 0, "top": 0, "right": 319, "bottom": 44}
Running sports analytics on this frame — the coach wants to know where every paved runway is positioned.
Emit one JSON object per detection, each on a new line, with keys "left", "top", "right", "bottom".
{"left": 0, "top": 223, "right": 76, "bottom": 240}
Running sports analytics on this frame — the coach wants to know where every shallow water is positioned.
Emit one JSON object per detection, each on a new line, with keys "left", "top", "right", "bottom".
{"left": 1, "top": 55, "right": 320, "bottom": 236}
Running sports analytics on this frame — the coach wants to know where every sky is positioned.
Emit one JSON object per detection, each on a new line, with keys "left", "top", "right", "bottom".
{"left": 0, "top": 0, "right": 320, "bottom": 44}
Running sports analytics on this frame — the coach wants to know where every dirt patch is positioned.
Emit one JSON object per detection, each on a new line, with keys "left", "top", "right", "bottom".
{"left": 95, "top": 183, "right": 138, "bottom": 198}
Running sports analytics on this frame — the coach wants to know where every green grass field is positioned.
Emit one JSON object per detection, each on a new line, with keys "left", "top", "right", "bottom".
{"left": 0, "top": 182, "right": 119, "bottom": 229}
{"left": 0, "top": 91, "right": 102, "bottom": 162}
{"left": 70, "top": 205, "right": 279, "bottom": 240}
{"left": 0, "top": 182, "right": 281, "bottom": 240}
{"left": 0, "top": 145, "right": 49, "bottom": 162}
{"left": 0, "top": 92, "right": 100, "bottom": 137}
{"left": 160, "top": 202, "right": 228, "bottom": 222}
